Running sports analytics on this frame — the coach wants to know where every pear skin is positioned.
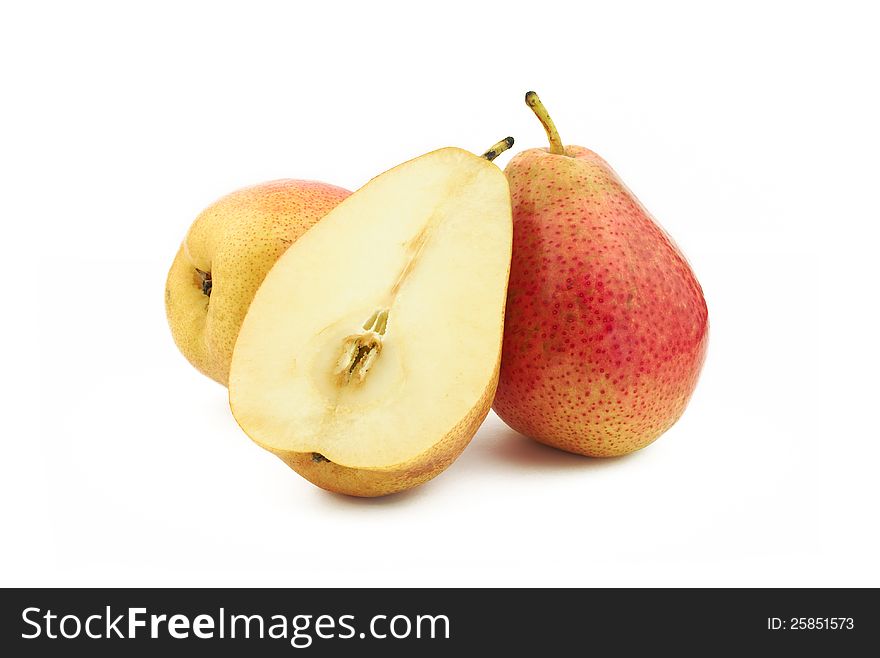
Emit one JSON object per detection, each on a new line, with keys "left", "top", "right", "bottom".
{"left": 165, "top": 180, "right": 350, "bottom": 385}
{"left": 493, "top": 93, "right": 708, "bottom": 457}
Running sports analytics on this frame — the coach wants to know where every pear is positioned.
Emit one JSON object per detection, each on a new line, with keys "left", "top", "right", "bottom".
{"left": 493, "top": 93, "right": 708, "bottom": 457}
{"left": 165, "top": 180, "right": 350, "bottom": 385}
{"left": 229, "top": 140, "right": 514, "bottom": 496}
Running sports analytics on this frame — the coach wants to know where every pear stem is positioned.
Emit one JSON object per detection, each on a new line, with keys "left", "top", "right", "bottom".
{"left": 481, "top": 136, "right": 515, "bottom": 161}
{"left": 525, "top": 91, "right": 565, "bottom": 155}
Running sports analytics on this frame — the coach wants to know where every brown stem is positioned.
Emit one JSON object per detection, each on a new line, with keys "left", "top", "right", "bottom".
{"left": 482, "top": 136, "right": 515, "bottom": 161}
{"left": 525, "top": 91, "right": 566, "bottom": 155}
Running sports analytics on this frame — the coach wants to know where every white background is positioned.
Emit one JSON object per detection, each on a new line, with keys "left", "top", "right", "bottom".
{"left": 4, "top": 1, "right": 879, "bottom": 587}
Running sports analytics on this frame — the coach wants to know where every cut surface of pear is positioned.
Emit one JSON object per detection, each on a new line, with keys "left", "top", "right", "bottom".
{"left": 229, "top": 147, "right": 512, "bottom": 496}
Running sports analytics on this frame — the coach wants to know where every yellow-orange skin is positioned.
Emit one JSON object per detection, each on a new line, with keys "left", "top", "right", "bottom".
{"left": 165, "top": 180, "right": 350, "bottom": 385}
{"left": 267, "top": 366, "right": 499, "bottom": 497}
{"left": 493, "top": 146, "right": 708, "bottom": 457}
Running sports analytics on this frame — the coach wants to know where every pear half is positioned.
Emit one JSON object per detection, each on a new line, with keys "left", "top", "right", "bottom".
{"left": 229, "top": 148, "right": 512, "bottom": 496}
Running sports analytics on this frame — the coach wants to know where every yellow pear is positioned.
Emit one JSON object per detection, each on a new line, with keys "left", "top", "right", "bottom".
{"left": 229, "top": 142, "right": 514, "bottom": 496}
{"left": 165, "top": 180, "right": 350, "bottom": 385}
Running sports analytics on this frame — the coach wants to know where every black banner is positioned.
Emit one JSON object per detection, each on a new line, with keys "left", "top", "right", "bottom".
{"left": 1, "top": 588, "right": 875, "bottom": 654}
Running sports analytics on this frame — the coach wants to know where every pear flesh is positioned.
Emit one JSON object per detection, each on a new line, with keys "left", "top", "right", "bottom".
{"left": 229, "top": 148, "right": 512, "bottom": 496}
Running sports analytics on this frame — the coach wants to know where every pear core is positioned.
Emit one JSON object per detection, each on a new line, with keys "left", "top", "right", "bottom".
{"left": 229, "top": 148, "right": 512, "bottom": 471}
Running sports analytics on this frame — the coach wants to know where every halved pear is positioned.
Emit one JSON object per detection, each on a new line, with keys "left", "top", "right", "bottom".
{"left": 229, "top": 147, "right": 513, "bottom": 496}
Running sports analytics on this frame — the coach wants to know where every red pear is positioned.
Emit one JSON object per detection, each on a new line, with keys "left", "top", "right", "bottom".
{"left": 493, "top": 92, "right": 708, "bottom": 457}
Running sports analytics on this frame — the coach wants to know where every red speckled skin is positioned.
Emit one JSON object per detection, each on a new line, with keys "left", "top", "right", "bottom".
{"left": 492, "top": 146, "right": 708, "bottom": 456}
